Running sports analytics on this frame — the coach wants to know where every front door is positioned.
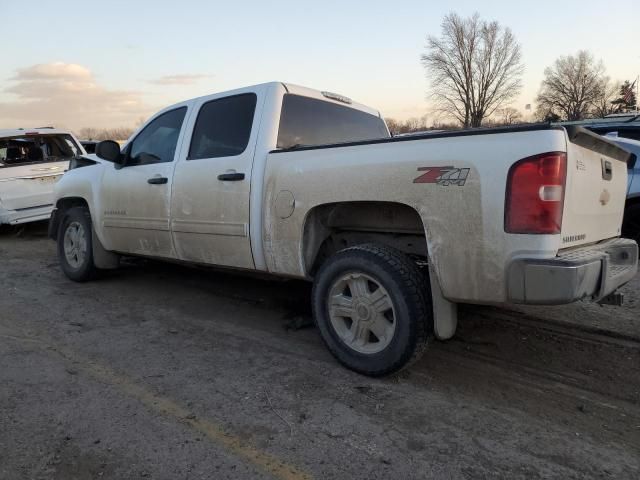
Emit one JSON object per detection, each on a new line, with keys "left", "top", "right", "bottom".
{"left": 99, "top": 106, "right": 188, "bottom": 257}
{"left": 170, "top": 91, "right": 260, "bottom": 269}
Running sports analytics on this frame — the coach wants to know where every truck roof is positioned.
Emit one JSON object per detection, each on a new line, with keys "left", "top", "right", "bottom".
{"left": 168, "top": 81, "right": 382, "bottom": 119}
{"left": 281, "top": 82, "right": 381, "bottom": 118}
{"left": 0, "top": 127, "right": 74, "bottom": 138}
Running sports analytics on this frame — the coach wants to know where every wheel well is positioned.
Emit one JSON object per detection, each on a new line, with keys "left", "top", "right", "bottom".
{"left": 56, "top": 197, "right": 89, "bottom": 212}
{"left": 50, "top": 197, "right": 89, "bottom": 239}
{"left": 303, "top": 201, "right": 428, "bottom": 275}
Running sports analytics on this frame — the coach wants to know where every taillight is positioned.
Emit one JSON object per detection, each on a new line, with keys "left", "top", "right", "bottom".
{"left": 505, "top": 152, "right": 567, "bottom": 234}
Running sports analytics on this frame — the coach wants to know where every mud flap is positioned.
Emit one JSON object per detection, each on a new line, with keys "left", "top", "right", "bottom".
{"left": 92, "top": 229, "right": 119, "bottom": 269}
{"left": 429, "top": 265, "right": 457, "bottom": 340}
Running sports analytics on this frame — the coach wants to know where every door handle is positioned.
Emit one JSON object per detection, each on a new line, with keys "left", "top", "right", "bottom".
{"left": 217, "top": 172, "right": 245, "bottom": 181}
{"left": 147, "top": 176, "right": 168, "bottom": 184}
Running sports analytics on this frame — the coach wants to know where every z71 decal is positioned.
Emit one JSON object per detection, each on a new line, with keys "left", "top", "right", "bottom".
{"left": 413, "top": 166, "right": 470, "bottom": 186}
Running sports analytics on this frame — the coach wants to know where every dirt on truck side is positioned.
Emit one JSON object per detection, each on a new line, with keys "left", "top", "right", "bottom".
{"left": 1, "top": 222, "right": 639, "bottom": 479}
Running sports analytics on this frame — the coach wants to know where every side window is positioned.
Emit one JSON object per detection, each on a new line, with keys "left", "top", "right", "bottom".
{"left": 188, "top": 93, "right": 257, "bottom": 160}
{"left": 128, "top": 107, "right": 187, "bottom": 166}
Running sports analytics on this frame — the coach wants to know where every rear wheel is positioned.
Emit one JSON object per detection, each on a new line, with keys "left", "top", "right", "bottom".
{"left": 622, "top": 203, "right": 640, "bottom": 243}
{"left": 312, "top": 244, "right": 433, "bottom": 376}
{"left": 57, "top": 207, "right": 96, "bottom": 282}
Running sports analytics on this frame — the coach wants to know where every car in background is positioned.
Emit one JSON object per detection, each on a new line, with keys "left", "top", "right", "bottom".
{"left": 80, "top": 140, "right": 98, "bottom": 154}
{"left": 0, "top": 128, "right": 84, "bottom": 225}
{"left": 604, "top": 132, "right": 640, "bottom": 242}
{"left": 557, "top": 117, "right": 640, "bottom": 241}
{"left": 561, "top": 115, "right": 640, "bottom": 141}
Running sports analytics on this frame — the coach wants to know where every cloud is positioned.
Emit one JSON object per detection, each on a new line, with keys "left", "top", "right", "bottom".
{"left": 0, "top": 62, "right": 153, "bottom": 131}
{"left": 150, "top": 74, "right": 212, "bottom": 85}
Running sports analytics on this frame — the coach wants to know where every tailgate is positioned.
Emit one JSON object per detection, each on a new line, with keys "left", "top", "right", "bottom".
{"left": 561, "top": 127, "right": 631, "bottom": 248}
{"left": 0, "top": 162, "right": 66, "bottom": 210}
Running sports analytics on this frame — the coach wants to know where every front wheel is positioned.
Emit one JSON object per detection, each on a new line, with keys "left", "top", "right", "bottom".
{"left": 57, "top": 207, "right": 97, "bottom": 282}
{"left": 312, "top": 244, "right": 433, "bottom": 376}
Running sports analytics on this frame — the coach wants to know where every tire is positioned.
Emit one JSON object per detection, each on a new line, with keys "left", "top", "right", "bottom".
{"left": 622, "top": 203, "right": 640, "bottom": 243}
{"left": 57, "top": 206, "right": 97, "bottom": 282}
{"left": 312, "top": 243, "right": 433, "bottom": 376}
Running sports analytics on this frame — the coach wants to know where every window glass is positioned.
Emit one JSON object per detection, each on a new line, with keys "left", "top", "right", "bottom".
{"left": 0, "top": 134, "right": 81, "bottom": 167}
{"left": 188, "top": 93, "right": 257, "bottom": 160}
{"left": 276, "top": 94, "right": 389, "bottom": 149}
{"left": 128, "top": 107, "right": 187, "bottom": 166}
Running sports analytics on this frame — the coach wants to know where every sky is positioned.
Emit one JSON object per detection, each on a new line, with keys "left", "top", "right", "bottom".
{"left": 0, "top": 0, "right": 638, "bottom": 130}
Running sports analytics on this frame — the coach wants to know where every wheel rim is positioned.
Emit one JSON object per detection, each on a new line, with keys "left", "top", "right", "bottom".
{"left": 327, "top": 272, "right": 396, "bottom": 354}
{"left": 63, "top": 221, "right": 87, "bottom": 269}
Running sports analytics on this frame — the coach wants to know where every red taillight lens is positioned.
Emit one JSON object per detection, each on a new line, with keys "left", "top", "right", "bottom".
{"left": 505, "top": 152, "right": 567, "bottom": 234}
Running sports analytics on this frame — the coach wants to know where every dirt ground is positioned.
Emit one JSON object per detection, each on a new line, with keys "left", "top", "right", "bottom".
{"left": 1, "top": 222, "right": 639, "bottom": 480}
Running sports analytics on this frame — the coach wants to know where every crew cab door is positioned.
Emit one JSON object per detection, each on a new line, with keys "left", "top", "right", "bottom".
{"left": 170, "top": 90, "right": 261, "bottom": 269}
{"left": 99, "top": 106, "right": 188, "bottom": 257}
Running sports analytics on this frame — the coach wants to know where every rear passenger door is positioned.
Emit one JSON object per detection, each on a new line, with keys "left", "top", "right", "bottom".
{"left": 170, "top": 90, "right": 261, "bottom": 269}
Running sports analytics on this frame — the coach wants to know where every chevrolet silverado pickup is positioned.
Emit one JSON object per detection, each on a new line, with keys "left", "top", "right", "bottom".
{"left": 49, "top": 82, "right": 639, "bottom": 376}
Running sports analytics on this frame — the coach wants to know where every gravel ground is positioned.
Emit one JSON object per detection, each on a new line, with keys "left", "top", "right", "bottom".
{"left": 1, "top": 222, "right": 639, "bottom": 480}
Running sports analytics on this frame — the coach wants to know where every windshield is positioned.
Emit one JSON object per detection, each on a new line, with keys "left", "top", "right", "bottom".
{"left": 0, "top": 134, "right": 81, "bottom": 167}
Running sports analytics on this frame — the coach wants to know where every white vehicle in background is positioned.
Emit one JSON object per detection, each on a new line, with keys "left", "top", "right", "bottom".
{"left": 0, "top": 128, "right": 84, "bottom": 225}
{"left": 50, "top": 82, "right": 638, "bottom": 376}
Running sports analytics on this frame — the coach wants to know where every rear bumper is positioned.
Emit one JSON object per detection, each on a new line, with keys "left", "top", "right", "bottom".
{"left": 0, "top": 204, "right": 54, "bottom": 226}
{"left": 507, "top": 238, "right": 638, "bottom": 305}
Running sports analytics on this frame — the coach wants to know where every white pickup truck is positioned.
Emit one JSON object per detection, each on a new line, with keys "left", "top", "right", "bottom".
{"left": 49, "top": 82, "right": 638, "bottom": 376}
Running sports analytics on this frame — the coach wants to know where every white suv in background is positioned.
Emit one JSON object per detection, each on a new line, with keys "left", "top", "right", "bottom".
{"left": 0, "top": 128, "right": 84, "bottom": 225}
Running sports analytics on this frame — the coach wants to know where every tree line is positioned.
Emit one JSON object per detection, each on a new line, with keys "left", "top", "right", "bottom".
{"left": 387, "top": 12, "right": 636, "bottom": 133}
{"left": 75, "top": 126, "right": 136, "bottom": 142}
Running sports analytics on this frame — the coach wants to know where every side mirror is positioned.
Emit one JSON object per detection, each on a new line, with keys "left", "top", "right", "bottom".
{"left": 95, "top": 140, "right": 122, "bottom": 164}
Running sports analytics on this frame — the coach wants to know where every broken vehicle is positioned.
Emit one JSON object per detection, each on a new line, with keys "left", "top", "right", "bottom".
{"left": 0, "top": 128, "right": 84, "bottom": 225}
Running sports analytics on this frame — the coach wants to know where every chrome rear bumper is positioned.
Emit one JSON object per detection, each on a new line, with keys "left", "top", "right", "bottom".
{"left": 507, "top": 238, "right": 638, "bottom": 305}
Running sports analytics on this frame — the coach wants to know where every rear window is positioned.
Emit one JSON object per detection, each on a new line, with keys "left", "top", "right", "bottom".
{"left": 276, "top": 94, "right": 389, "bottom": 149}
{"left": 0, "top": 134, "right": 81, "bottom": 167}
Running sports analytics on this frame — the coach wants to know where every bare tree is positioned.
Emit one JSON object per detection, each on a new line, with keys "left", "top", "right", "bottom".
{"left": 422, "top": 13, "right": 524, "bottom": 128}
{"left": 498, "top": 107, "right": 522, "bottom": 125}
{"left": 74, "top": 126, "right": 135, "bottom": 141}
{"left": 592, "top": 79, "right": 621, "bottom": 118}
{"left": 384, "top": 115, "right": 429, "bottom": 135}
{"left": 77, "top": 127, "right": 99, "bottom": 141}
{"left": 535, "top": 51, "right": 607, "bottom": 121}
{"left": 384, "top": 118, "right": 401, "bottom": 135}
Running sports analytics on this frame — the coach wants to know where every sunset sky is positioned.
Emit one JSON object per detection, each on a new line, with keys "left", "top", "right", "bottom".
{"left": 1, "top": 0, "right": 638, "bottom": 130}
